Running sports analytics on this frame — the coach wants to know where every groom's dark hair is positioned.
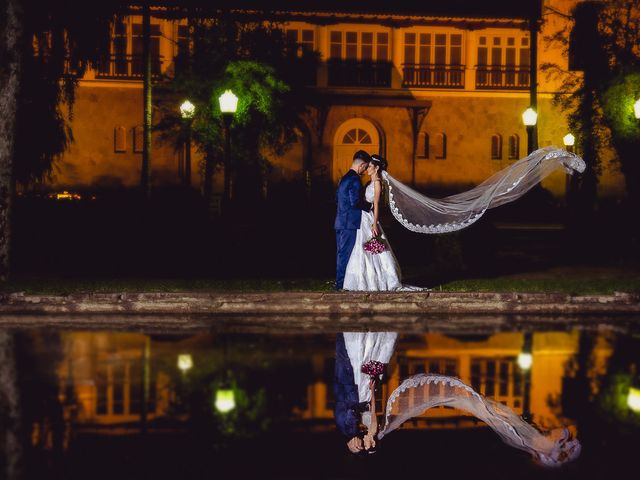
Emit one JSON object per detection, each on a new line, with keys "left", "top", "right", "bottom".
{"left": 353, "top": 150, "right": 372, "bottom": 163}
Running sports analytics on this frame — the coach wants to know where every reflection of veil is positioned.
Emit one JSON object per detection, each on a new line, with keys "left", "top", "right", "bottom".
{"left": 378, "top": 374, "right": 581, "bottom": 467}
{"left": 383, "top": 147, "right": 586, "bottom": 234}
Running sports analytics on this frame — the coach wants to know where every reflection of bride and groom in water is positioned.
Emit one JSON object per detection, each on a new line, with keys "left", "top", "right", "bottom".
{"left": 334, "top": 332, "right": 581, "bottom": 467}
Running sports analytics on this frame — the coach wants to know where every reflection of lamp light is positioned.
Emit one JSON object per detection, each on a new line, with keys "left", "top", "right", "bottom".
{"left": 218, "top": 90, "right": 238, "bottom": 114}
{"left": 522, "top": 108, "right": 538, "bottom": 126}
{"left": 563, "top": 133, "right": 575, "bottom": 147}
{"left": 177, "top": 354, "right": 193, "bottom": 372}
{"left": 629, "top": 387, "right": 640, "bottom": 412}
{"left": 215, "top": 388, "right": 236, "bottom": 413}
{"left": 634, "top": 99, "right": 640, "bottom": 119}
{"left": 180, "top": 100, "right": 195, "bottom": 119}
{"left": 518, "top": 352, "right": 533, "bottom": 370}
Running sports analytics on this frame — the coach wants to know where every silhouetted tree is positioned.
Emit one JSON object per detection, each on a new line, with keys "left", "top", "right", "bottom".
{"left": 155, "top": 11, "right": 317, "bottom": 204}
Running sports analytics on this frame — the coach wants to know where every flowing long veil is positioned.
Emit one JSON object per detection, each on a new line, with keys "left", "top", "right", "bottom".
{"left": 377, "top": 374, "right": 581, "bottom": 467}
{"left": 383, "top": 147, "right": 586, "bottom": 234}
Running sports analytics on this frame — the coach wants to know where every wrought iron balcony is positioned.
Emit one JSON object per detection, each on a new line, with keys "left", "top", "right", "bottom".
{"left": 96, "top": 54, "right": 164, "bottom": 80}
{"left": 327, "top": 60, "right": 391, "bottom": 88}
{"left": 402, "top": 64, "right": 465, "bottom": 88}
{"left": 475, "top": 66, "right": 530, "bottom": 90}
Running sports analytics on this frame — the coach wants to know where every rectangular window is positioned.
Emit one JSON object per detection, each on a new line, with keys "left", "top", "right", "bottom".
{"left": 177, "top": 25, "right": 190, "bottom": 58}
{"left": 345, "top": 31, "right": 358, "bottom": 59}
{"left": 286, "top": 28, "right": 315, "bottom": 52}
{"left": 134, "top": 126, "right": 144, "bottom": 153}
{"left": 96, "top": 364, "right": 108, "bottom": 415}
{"left": 132, "top": 23, "right": 161, "bottom": 76}
{"left": 330, "top": 31, "right": 342, "bottom": 59}
{"left": 376, "top": 32, "right": 389, "bottom": 61}
{"left": 450, "top": 34, "right": 462, "bottom": 65}
{"left": 114, "top": 126, "right": 126, "bottom": 153}
{"left": 114, "top": 20, "right": 128, "bottom": 75}
{"left": 419, "top": 33, "right": 431, "bottom": 64}
{"left": 286, "top": 29, "right": 298, "bottom": 44}
{"left": 404, "top": 33, "right": 416, "bottom": 64}
{"left": 362, "top": 32, "right": 373, "bottom": 61}
{"left": 434, "top": 34, "right": 446, "bottom": 65}
{"left": 301, "top": 29, "right": 314, "bottom": 51}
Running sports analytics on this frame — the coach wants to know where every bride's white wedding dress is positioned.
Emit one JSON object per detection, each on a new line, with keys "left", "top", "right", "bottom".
{"left": 340, "top": 147, "right": 586, "bottom": 292}
{"left": 343, "top": 182, "right": 403, "bottom": 291}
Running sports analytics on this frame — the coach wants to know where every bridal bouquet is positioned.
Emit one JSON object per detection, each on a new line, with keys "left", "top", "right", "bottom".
{"left": 363, "top": 237, "right": 387, "bottom": 254}
{"left": 361, "top": 360, "right": 385, "bottom": 379}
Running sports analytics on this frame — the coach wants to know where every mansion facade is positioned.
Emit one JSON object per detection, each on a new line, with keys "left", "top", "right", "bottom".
{"left": 54, "top": 0, "right": 625, "bottom": 199}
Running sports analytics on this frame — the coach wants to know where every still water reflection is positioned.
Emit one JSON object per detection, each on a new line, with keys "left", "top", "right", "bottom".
{"left": 1, "top": 327, "right": 640, "bottom": 479}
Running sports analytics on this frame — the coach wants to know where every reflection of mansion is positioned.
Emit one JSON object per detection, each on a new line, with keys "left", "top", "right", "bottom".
{"left": 53, "top": 1, "right": 624, "bottom": 198}
{"left": 55, "top": 331, "right": 614, "bottom": 433}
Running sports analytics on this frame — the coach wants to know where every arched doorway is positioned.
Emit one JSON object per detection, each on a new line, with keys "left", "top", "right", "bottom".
{"left": 333, "top": 118, "right": 380, "bottom": 184}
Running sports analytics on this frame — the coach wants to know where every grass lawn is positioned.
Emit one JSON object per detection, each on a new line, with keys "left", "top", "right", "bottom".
{"left": 1, "top": 267, "right": 639, "bottom": 295}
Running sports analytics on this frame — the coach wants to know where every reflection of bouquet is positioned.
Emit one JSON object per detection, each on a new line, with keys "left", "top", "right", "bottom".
{"left": 363, "top": 236, "right": 387, "bottom": 254}
{"left": 361, "top": 360, "right": 385, "bottom": 379}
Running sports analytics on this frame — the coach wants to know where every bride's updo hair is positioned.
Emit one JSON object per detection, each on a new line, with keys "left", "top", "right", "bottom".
{"left": 370, "top": 154, "right": 388, "bottom": 171}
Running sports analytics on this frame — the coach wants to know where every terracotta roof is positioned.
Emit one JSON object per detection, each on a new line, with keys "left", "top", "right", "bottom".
{"left": 152, "top": 0, "right": 540, "bottom": 20}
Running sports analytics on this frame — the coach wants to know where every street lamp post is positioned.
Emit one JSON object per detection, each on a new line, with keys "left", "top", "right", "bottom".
{"left": 180, "top": 100, "right": 196, "bottom": 187}
{"left": 218, "top": 90, "right": 238, "bottom": 207}
{"left": 522, "top": 107, "right": 538, "bottom": 154}
{"left": 563, "top": 133, "right": 575, "bottom": 153}
{"left": 518, "top": 332, "right": 533, "bottom": 422}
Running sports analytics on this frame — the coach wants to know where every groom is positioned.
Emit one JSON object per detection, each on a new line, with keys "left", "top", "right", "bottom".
{"left": 334, "top": 150, "right": 372, "bottom": 290}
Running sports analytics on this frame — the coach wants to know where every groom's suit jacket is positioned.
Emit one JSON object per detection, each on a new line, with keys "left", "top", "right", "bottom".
{"left": 334, "top": 333, "right": 368, "bottom": 438}
{"left": 334, "top": 170, "right": 371, "bottom": 230}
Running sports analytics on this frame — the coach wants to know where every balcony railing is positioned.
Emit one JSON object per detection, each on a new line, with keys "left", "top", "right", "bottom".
{"left": 327, "top": 60, "right": 391, "bottom": 88}
{"left": 402, "top": 64, "right": 465, "bottom": 89}
{"left": 475, "top": 66, "right": 530, "bottom": 90}
{"left": 96, "top": 54, "right": 164, "bottom": 80}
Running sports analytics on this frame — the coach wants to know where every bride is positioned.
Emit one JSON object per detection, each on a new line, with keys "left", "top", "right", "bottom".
{"left": 342, "top": 147, "right": 586, "bottom": 291}
{"left": 336, "top": 331, "right": 581, "bottom": 467}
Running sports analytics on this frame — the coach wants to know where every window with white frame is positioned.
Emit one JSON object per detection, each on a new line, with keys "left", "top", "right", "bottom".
{"left": 477, "top": 35, "right": 529, "bottom": 78}
{"left": 404, "top": 32, "right": 462, "bottom": 65}
{"left": 285, "top": 28, "right": 315, "bottom": 52}
{"left": 329, "top": 30, "right": 389, "bottom": 61}
{"left": 94, "top": 360, "right": 156, "bottom": 417}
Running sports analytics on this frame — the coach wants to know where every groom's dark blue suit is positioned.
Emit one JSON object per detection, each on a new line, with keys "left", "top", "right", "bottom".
{"left": 334, "top": 170, "right": 371, "bottom": 290}
{"left": 334, "top": 333, "right": 366, "bottom": 438}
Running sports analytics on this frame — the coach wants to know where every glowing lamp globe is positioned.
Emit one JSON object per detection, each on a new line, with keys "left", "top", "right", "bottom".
{"left": 628, "top": 387, "right": 640, "bottom": 412}
{"left": 634, "top": 99, "right": 640, "bottom": 119}
{"left": 180, "top": 100, "right": 196, "bottom": 119}
{"left": 177, "top": 354, "right": 193, "bottom": 372}
{"left": 563, "top": 133, "right": 575, "bottom": 147}
{"left": 215, "top": 389, "right": 236, "bottom": 413}
{"left": 522, "top": 108, "right": 538, "bottom": 127}
{"left": 517, "top": 352, "right": 533, "bottom": 370}
{"left": 218, "top": 90, "right": 238, "bottom": 114}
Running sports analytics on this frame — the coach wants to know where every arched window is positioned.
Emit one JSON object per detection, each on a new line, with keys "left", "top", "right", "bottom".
{"left": 342, "top": 128, "right": 372, "bottom": 145}
{"left": 491, "top": 134, "right": 502, "bottom": 160}
{"left": 435, "top": 132, "right": 446, "bottom": 159}
{"left": 418, "top": 132, "right": 429, "bottom": 158}
{"left": 508, "top": 134, "right": 519, "bottom": 160}
{"left": 114, "top": 126, "right": 127, "bottom": 153}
